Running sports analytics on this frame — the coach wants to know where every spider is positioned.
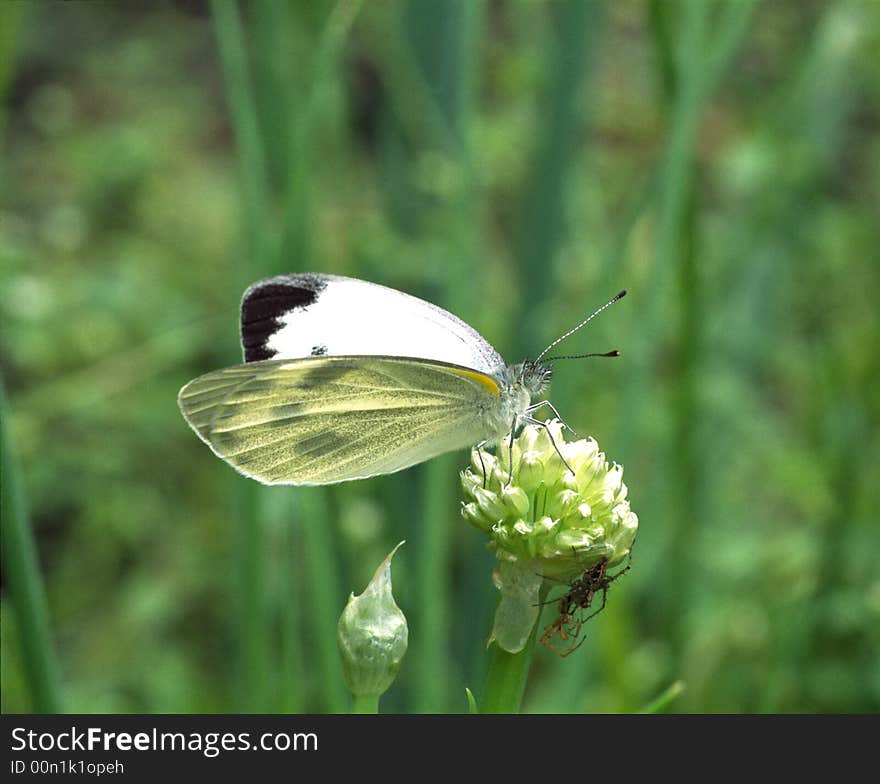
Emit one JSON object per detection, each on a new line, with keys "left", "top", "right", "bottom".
{"left": 538, "top": 547, "right": 634, "bottom": 657}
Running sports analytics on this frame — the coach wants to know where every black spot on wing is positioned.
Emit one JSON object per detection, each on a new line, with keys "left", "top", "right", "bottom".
{"left": 294, "top": 360, "right": 357, "bottom": 388}
{"left": 240, "top": 274, "right": 328, "bottom": 362}
{"left": 311, "top": 344, "right": 327, "bottom": 356}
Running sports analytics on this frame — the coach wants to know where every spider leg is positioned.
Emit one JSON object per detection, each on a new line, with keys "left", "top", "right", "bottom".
{"left": 582, "top": 586, "right": 608, "bottom": 623}
{"left": 607, "top": 546, "right": 635, "bottom": 582}
{"left": 559, "top": 632, "right": 588, "bottom": 657}
{"left": 540, "top": 616, "right": 566, "bottom": 650}
{"left": 556, "top": 613, "right": 586, "bottom": 657}
{"left": 536, "top": 572, "right": 570, "bottom": 585}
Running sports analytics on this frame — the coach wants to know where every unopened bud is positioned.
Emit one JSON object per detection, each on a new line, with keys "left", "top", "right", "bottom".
{"left": 337, "top": 542, "right": 408, "bottom": 699}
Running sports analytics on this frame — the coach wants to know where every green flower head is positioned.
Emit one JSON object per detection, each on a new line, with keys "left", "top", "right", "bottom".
{"left": 460, "top": 420, "right": 638, "bottom": 652}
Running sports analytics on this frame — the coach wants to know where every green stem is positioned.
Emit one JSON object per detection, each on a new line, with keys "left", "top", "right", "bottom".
{"left": 480, "top": 640, "right": 539, "bottom": 715}
{"left": 350, "top": 693, "right": 379, "bottom": 714}
{"left": 479, "top": 606, "right": 543, "bottom": 714}
{"left": 0, "top": 379, "right": 64, "bottom": 713}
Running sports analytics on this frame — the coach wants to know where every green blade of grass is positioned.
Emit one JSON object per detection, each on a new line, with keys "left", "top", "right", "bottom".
{"left": 637, "top": 680, "right": 686, "bottom": 714}
{"left": 494, "top": 0, "right": 602, "bottom": 713}
{"left": 647, "top": 0, "right": 706, "bottom": 670}
{"left": 610, "top": 0, "right": 757, "bottom": 704}
{"left": 279, "top": 0, "right": 363, "bottom": 266}
{"left": 0, "top": 0, "right": 25, "bottom": 142}
{"left": 655, "top": 0, "right": 757, "bottom": 669}
{"left": 211, "top": 0, "right": 274, "bottom": 268}
{"left": 297, "top": 489, "right": 348, "bottom": 713}
{"left": 276, "top": 0, "right": 363, "bottom": 713}
{"left": 251, "top": 0, "right": 291, "bottom": 196}
{"left": 413, "top": 457, "right": 455, "bottom": 711}
{"left": 265, "top": 491, "right": 305, "bottom": 712}
{"left": 401, "top": 0, "right": 485, "bottom": 712}
{"left": 211, "top": 0, "right": 276, "bottom": 712}
{"left": 0, "top": 378, "right": 64, "bottom": 713}
{"left": 531, "top": 0, "right": 758, "bottom": 713}
{"left": 230, "top": 482, "right": 269, "bottom": 711}
{"left": 513, "top": 0, "right": 602, "bottom": 357}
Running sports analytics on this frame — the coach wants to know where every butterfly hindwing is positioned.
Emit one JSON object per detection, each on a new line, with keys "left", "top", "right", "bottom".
{"left": 178, "top": 355, "right": 502, "bottom": 485}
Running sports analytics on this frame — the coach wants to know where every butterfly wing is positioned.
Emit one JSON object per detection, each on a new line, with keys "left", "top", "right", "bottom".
{"left": 240, "top": 273, "right": 505, "bottom": 374}
{"left": 178, "top": 355, "right": 504, "bottom": 485}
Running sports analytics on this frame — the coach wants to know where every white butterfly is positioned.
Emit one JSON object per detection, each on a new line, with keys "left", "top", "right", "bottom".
{"left": 178, "top": 273, "right": 624, "bottom": 485}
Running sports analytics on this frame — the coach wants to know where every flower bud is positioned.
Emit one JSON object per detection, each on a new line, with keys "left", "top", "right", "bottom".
{"left": 500, "top": 484, "right": 530, "bottom": 518}
{"left": 337, "top": 542, "right": 408, "bottom": 699}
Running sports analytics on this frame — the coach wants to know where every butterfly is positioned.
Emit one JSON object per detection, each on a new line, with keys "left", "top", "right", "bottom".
{"left": 178, "top": 272, "right": 624, "bottom": 485}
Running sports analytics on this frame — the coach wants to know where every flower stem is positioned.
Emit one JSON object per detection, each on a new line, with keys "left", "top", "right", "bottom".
{"left": 350, "top": 694, "right": 379, "bottom": 714}
{"left": 479, "top": 589, "right": 546, "bottom": 714}
{"left": 479, "top": 627, "right": 539, "bottom": 714}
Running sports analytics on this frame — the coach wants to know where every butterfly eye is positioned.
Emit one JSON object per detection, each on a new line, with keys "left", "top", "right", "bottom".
{"left": 519, "top": 361, "right": 551, "bottom": 396}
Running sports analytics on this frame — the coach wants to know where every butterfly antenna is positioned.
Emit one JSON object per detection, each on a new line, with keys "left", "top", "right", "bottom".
{"left": 544, "top": 350, "right": 620, "bottom": 363}
{"left": 534, "top": 290, "right": 627, "bottom": 363}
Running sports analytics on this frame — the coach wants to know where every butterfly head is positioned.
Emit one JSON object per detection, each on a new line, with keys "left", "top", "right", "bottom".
{"left": 518, "top": 360, "right": 553, "bottom": 398}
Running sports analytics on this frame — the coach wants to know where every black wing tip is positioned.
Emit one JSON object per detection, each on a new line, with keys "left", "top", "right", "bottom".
{"left": 242, "top": 272, "right": 333, "bottom": 300}
{"left": 239, "top": 274, "right": 331, "bottom": 363}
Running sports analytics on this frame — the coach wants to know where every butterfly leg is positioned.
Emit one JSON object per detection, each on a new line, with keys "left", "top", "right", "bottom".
{"left": 522, "top": 415, "right": 575, "bottom": 475}
{"left": 475, "top": 440, "right": 489, "bottom": 488}
{"left": 526, "top": 400, "right": 579, "bottom": 438}
{"left": 505, "top": 415, "right": 517, "bottom": 486}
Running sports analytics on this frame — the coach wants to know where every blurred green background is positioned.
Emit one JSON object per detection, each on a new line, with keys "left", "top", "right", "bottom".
{"left": 2, "top": 0, "right": 878, "bottom": 714}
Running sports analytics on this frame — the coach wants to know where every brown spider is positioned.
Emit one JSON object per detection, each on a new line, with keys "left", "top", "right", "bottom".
{"left": 538, "top": 548, "right": 633, "bottom": 657}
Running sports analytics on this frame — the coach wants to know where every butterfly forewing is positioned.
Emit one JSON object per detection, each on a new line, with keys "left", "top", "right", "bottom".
{"left": 241, "top": 273, "right": 505, "bottom": 373}
{"left": 178, "top": 355, "right": 501, "bottom": 485}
